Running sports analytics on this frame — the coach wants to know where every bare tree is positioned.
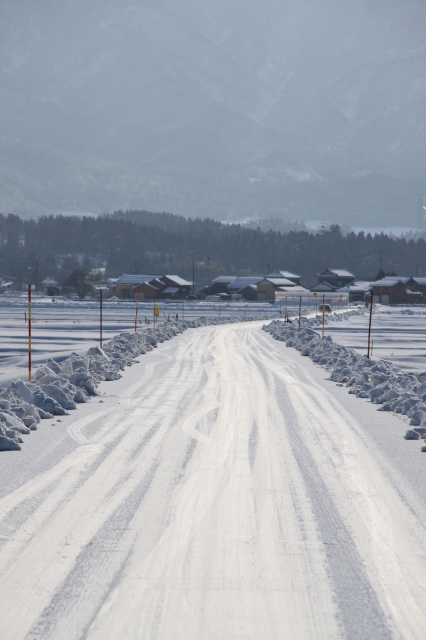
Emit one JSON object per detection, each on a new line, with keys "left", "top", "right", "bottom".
{"left": 62, "top": 269, "right": 102, "bottom": 299}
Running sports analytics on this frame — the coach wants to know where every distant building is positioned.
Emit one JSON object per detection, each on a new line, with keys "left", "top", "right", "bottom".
{"left": 310, "top": 268, "right": 355, "bottom": 293}
{"left": 371, "top": 277, "right": 424, "bottom": 305}
{"left": 209, "top": 276, "right": 238, "bottom": 294}
{"left": 109, "top": 274, "right": 192, "bottom": 299}
{"left": 256, "top": 277, "right": 298, "bottom": 301}
{"left": 109, "top": 274, "right": 162, "bottom": 299}
{"left": 264, "top": 271, "right": 302, "bottom": 285}
{"left": 235, "top": 284, "right": 258, "bottom": 300}
{"left": 133, "top": 274, "right": 192, "bottom": 300}
{"left": 228, "top": 276, "right": 264, "bottom": 293}
{"left": 210, "top": 271, "right": 304, "bottom": 301}
{"left": 42, "top": 278, "right": 61, "bottom": 296}
{"left": 338, "top": 281, "right": 372, "bottom": 303}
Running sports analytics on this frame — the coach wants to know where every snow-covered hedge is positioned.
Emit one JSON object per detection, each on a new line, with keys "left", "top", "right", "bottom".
{"left": 264, "top": 310, "right": 426, "bottom": 450}
{"left": 0, "top": 314, "right": 266, "bottom": 451}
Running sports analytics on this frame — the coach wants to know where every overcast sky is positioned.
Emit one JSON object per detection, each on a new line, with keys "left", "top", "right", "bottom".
{"left": 1, "top": 0, "right": 425, "bottom": 225}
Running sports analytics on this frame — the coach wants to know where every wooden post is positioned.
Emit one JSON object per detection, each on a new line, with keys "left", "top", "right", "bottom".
{"left": 298, "top": 296, "right": 302, "bottom": 330}
{"left": 135, "top": 292, "right": 139, "bottom": 331}
{"left": 367, "top": 289, "right": 374, "bottom": 359}
{"left": 28, "top": 284, "right": 32, "bottom": 382}
{"left": 100, "top": 288, "right": 103, "bottom": 348}
{"left": 322, "top": 294, "right": 325, "bottom": 340}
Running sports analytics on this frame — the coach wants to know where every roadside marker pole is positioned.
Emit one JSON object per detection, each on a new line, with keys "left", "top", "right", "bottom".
{"left": 154, "top": 295, "right": 156, "bottom": 328}
{"left": 244, "top": 301, "right": 246, "bottom": 318}
{"left": 28, "top": 284, "right": 32, "bottom": 382}
{"left": 298, "top": 296, "right": 302, "bottom": 330}
{"left": 367, "top": 290, "right": 374, "bottom": 359}
{"left": 135, "top": 292, "right": 139, "bottom": 332}
{"left": 219, "top": 297, "right": 221, "bottom": 318}
{"left": 285, "top": 295, "right": 288, "bottom": 321}
{"left": 322, "top": 294, "right": 325, "bottom": 340}
{"left": 182, "top": 298, "right": 184, "bottom": 321}
{"left": 100, "top": 288, "right": 103, "bottom": 349}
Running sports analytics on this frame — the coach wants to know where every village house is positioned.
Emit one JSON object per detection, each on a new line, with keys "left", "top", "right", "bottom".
{"left": 371, "top": 277, "right": 424, "bottom": 305}
{"left": 264, "top": 270, "right": 302, "bottom": 285}
{"left": 256, "top": 276, "right": 299, "bottom": 301}
{"left": 209, "top": 270, "right": 303, "bottom": 301}
{"left": 42, "top": 278, "right": 61, "bottom": 297}
{"left": 109, "top": 274, "right": 192, "bottom": 300}
{"left": 310, "top": 268, "right": 355, "bottom": 293}
{"left": 133, "top": 274, "right": 192, "bottom": 300}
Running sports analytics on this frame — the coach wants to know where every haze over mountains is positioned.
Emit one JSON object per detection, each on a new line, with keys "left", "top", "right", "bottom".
{"left": 1, "top": 0, "right": 425, "bottom": 225}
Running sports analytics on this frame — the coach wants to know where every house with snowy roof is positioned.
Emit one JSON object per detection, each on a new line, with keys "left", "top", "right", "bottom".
{"left": 228, "top": 276, "right": 264, "bottom": 293}
{"left": 371, "top": 277, "right": 423, "bottom": 305}
{"left": 210, "top": 270, "right": 303, "bottom": 300}
{"left": 264, "top": 271, "right": 302, "bottom": 285}
{"left": 110, "top": 273, "right": 192, "bottom": 299}
{"left": 338, "top": 280, "right": 372, "bottom": 302}
{"left": 406, "top": 277, "right": 426, "bottom": 296}
{"left": 310, "top": 268, "right": 355, "bottom": 293}
{"left": 256, "top": 276, "right": 299, "bottom": 301}
{"left": 42, "top": 278, "right": 61, "bottom": 296}
{"left": 133, "top": 274, "right": 192, "bottom": 300}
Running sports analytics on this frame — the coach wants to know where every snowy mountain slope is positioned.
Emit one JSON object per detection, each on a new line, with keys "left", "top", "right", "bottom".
{"left": 1, "top": 0, "right": 425, "bottom": 221}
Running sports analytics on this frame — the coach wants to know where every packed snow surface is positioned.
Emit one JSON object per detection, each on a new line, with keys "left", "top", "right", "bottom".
{"left": 1, "top": 320, "right": 426, "bottom": 638}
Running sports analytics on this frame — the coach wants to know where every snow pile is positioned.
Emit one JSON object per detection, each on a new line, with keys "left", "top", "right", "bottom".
{"left": 264, "top": 310, "right": 426, "bottom": 450}
{"left": 0, "top": 314, "right": 266, "bottom": 451}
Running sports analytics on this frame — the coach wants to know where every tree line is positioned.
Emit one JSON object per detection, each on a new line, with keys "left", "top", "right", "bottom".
{"left": 0, "top": 211, "right": 425, "bottom": 290}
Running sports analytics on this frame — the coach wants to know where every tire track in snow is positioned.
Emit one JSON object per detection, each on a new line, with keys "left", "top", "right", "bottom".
{"left": 252, "top": 328, "right": 426, "bottom": 639}
{"left": 85, "top": 324, "right": 339, "bottom": 640}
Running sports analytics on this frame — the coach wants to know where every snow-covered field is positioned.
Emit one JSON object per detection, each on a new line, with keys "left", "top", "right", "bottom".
{"left": 323, "top": 304, "right": 426, "bottom": 372}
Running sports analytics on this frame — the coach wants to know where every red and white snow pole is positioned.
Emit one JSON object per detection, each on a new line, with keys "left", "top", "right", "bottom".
{"left": 28, "top": 284, "right": 32, "bottom": 382}
{"left": 321, "top": 294, "right": 325, "bottom": 340}
{"left": 99, "top": 288, "right": 103, "bottom": 349}
{"left": 367, "top": 289, "right": 374, "bottom": 359}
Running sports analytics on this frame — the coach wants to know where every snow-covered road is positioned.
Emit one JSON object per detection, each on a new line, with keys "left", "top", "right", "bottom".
{"left": 1, "top": 321, "right": 426, "bottom": 639}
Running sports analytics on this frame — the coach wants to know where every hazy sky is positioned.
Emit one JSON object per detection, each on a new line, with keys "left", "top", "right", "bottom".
{"left": 1, "top": 0, "right": 425, "bottom": 224}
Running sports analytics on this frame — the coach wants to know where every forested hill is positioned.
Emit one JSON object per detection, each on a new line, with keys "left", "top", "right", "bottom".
{"left": 0, "top": 212, "right": 425, "bottom": 289}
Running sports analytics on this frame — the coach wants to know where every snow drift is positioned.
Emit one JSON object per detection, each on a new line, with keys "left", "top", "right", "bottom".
{"left": 264, "top": 311, "right": 426, "bottom": 451}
